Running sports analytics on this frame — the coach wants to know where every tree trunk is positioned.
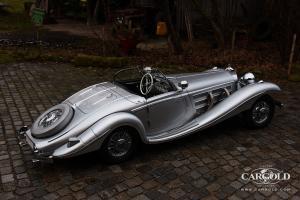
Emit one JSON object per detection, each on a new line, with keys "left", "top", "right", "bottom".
{"left": 192, "top": 0, "right": 225, "bottom": 49}
{"left": 162, "top": 0, "right": 183, "bottom": 54}
{"left": 87, "top": 0, "right": 95, "bottom": 26}
{"left": 93, "top": 0, "right": 102, "bottom": 24}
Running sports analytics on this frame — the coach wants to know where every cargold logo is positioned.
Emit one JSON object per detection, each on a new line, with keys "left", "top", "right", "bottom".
{"left": 241, "top": 167, "right": 290, "bottom": 185}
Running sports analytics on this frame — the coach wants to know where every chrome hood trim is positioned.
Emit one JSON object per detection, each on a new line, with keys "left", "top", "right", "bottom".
{"left": 67, "top": 83, "right": 118, "bottom": 114}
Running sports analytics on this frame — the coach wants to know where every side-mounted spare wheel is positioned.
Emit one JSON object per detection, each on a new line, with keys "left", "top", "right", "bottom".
{"left": 31, "top": 104, "right": 74, "bottom": 139}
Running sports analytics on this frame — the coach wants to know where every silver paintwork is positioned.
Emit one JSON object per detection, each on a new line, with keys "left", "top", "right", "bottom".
{"left": 22, "top": 67, "right": 281, "bottom": 160}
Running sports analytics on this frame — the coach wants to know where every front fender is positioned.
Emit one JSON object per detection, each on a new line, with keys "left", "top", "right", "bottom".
{"left": 148, "top": 81, "right": 281, "bottom": 143}
{"left": 198, "top": 81, "right": 281, "bottom": 129}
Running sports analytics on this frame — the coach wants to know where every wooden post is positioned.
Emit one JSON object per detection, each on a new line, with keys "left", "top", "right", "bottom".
{"left": 288, "top": 34, "right": 297, "bottom": 77}
{"left": 231, "top": 30, "right": 236, "bottom": 62}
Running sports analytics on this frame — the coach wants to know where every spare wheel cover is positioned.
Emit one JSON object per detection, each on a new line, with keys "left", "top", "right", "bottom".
{"left": 31, "top": 104, "right": 74, "bottom": 138}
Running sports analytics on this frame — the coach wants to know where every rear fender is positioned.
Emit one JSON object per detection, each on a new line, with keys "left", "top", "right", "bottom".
{"left": 52, "top": 112, "right": 146, "bottom": 158}
{"left": 91, "top": 112, "right": 147, "bottom": 142}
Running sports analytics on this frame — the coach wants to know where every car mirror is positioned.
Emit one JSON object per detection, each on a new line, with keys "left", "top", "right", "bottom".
{"left": 178, "top": 80, "right": 188, "bottom": 90}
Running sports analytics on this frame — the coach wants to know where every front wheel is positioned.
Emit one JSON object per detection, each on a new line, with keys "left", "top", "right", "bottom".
{"left": 243, "top": 96, "right": 275, "bottom": 129}
{"left": 102, "top": 127, "right": 137, "bottom": 163}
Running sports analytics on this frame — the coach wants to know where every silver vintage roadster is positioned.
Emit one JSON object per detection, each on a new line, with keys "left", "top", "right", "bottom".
{"left": 19, "top": 66, "right": 282, "bottom": 163}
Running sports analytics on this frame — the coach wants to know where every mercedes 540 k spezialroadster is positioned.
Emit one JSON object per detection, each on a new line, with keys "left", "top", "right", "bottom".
{"left": 19, "top": 66, "right": 282, "bottom": 163}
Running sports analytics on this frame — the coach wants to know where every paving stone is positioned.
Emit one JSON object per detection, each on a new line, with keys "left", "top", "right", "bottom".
{"left": 127, "top": 186, "right": 143, "bottom": 197}
{"left": 2, "top": 192, "right": 15, "bottom": 200}
{"left": 0, "top": 155, "right": 9, "bottom": 161}
{"left": 43, "top": 193, "right": 59, "bottom": 200}
{"left": 169, "top": 188, "right": 186, "bottom": 199}
{"left": 253, "top": 192, "right": 265, "bottom": 200}
{"left": 206, "top": 183, "right": 221, "bottom": 192}
{"left": 87, "top": 194, "right": 100, "bottom": 200}
{"left": 98, "top": 189, "right": 116, "bottom": 199}
{"left": 172, "top": 160, "right": 184, "bottom": 168}
{"left": 74, "top": 191, "right": 87, "bottom": 200}
{"left": 193, "top": 178, "right": 208, "bottom": 188}
{"left": 228, "top": 194, "right": 242, "bottom": 200}
{"left": 141, "top": 180, "right": 158, "bottom": 190}
{"left": 132, "top": 194, "right": 150, "bottom": 200}
{"left": 0, "top": 166, "right": 12, "bottom": 175}
{"left": 277, "top": 191, "right": 290, "bottom": 199}
{"left": 114, "top": 183, "right": 128, "bottom": 193}
{"left": 190, "top": 170, "right": 201, "bottom": 179}
{"left": 230, "top": 181, "right": 243, "bottom": 189}
{"left": 291, "top": 196, "right": 300, "bottom": 200}
{"left": 33, "top": 188, "right": 48, "bottom": 197}
{"left": 0, "top": 63, "right": 299, "bottom": 200}
{"left": 56, "top": 187, "right": 71, "bottom": 196}
{"left": 1, "top": 174, "right": 14, "bottom": 184}
{"left": 70, "top": 182, "right": 86, "bottom": 192}
{"left": 125, "top": 177, "right": 143, "bottom": 188}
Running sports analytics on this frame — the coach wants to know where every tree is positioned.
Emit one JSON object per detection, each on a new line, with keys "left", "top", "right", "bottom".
{"left": 87, "top": 0, "right": 106, "bottom": 25}
{"left": 193, "top": 0, "right": 238, "bottom": 49}
{"left": 266, "top": 0, "right": 300, "bottom": 65}
{"left": 161, "top": 0, "right": 183, "bottom": 54}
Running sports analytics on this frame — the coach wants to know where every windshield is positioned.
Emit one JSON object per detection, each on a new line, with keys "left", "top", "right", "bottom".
{"left": 113, "top": 67, "right": 175, "bottom": 97}
{"left": 113, "top": 67, "right": 143, "bottom": 83}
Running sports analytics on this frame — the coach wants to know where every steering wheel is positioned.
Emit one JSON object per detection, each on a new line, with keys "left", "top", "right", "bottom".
{"left": 140, "top": 73, "right": 153, "bottom": 95}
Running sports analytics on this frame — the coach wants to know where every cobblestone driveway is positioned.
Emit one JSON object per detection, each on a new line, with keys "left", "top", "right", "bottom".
{"left": 0, "top": 63, "right": 299, "bottom": 200}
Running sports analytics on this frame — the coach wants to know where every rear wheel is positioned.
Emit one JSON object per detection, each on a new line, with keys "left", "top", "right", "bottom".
{"left": 102, "top": 127, "right": 137, "bottom": 163}
{"left": 243, "top": 96, "right": 275, "bottom": 129}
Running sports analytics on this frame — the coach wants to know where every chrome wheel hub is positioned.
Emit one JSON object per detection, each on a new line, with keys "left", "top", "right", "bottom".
{"left": 252, "top": 101, "right": 270, "bottom": 124}
{"left": 39, "top": 109, "right": 63, "bottom": 128}
{"left": 107, "top": 130, "right": 132, "bottom": 157}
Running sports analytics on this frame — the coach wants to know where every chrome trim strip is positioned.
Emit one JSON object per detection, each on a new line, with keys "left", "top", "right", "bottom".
{"left": 189, "top": 82, "right": 234, "bottom": 95}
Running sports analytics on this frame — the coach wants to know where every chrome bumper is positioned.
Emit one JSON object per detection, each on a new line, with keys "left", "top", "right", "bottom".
{"left": 18, "top": 126, "right": 54, "bottom": 164}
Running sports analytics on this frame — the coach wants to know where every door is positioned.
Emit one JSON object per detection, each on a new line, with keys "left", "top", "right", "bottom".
{"left": 146, "top": 91, "right": 189, "bottom": 135}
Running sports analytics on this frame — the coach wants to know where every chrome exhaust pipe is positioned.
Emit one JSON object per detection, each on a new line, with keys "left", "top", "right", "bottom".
{"left": 32, "top": 159, "right": 40, "bottom": 163}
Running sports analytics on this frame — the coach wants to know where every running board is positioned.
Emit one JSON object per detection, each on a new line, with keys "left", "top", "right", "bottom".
{"left": 147, "top": 82, "right": 280, "bottom": 144}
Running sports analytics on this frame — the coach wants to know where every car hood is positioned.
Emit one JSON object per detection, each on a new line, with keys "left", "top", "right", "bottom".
{"left": 167, "top": 68, "right": 238, "bottom": 92}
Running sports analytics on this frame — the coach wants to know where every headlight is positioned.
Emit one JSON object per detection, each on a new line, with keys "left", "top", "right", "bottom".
{"left": 242, "top": 72, "right": 255, "bottom": 84}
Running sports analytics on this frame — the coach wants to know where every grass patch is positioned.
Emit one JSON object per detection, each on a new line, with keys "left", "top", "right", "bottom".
{"left": 0, "top": 49, "right": 130, "bottom": 67}
{"left": 1, "top": 0, "right": 25, "bottom": 13}
{"left": 0, "top": 0, "right": 34, "bottom": 31}
{"left": 0, "top": 13, "right": 33, "bottom": 31}
{"left": 158, "top": 63, "right": 203, "bottom": 74}
{"left": 288, "top": 74, "right": 300, "bottom": 82}
{"left": 0, "top": 50, "right": 15, "bottom": 64}
{"left": 73, "top": 54, "right": 130, "bottom": 68}
{"left": 0, "top": 49, "right": 69, "bottom": 64}
{"left": 288, "top": 64, "right": 300, "bottom": 82}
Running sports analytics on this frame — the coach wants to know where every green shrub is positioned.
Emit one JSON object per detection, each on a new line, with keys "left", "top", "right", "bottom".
{"left": 0, "top": 51, "right": 15, "bottom": 64}
{"left": 288, "top": 64, "right": 300, "bottom": 82}
{"left": 288, "top": 74, "right": 300, "bottom": 82}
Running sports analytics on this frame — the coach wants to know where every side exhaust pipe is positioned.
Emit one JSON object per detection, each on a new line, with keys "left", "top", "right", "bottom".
{"left": 32, "top": 156, "right": 54, "bottom": 164}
